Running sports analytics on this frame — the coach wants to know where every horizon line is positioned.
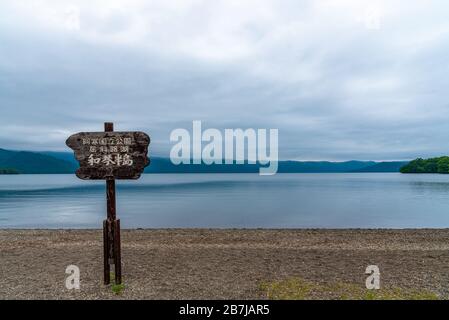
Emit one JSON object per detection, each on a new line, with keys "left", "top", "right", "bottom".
{"left": 0, "top": 147, "right": 414, "bottom": 163}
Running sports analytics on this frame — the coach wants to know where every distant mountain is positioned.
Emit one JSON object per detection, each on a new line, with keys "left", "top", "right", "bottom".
{"left": 0, "top": 149, "right": 408, "bottom": 174}
{"left": 144, "top": 158, "right": 381, "bottom": 173}
{"left": 41, "top": 151, "right": 79, "bottom": 166}
{"left": 0, "top": 148, "right": 77, "bottom": 174}
{"left": 351, "top": 161, "right": 409, "bottom": 172}
{"left": 278, "top": 160, "right": 377, "bottom": 173}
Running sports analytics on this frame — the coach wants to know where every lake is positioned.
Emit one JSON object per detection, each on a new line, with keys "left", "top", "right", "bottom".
{"left": 1, "top": 173, "right": 449, "bottom": 228}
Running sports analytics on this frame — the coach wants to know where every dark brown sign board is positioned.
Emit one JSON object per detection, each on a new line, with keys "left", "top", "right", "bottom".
{"left": 66, "top": 123, "right": 150, "bottom": 286}
{"left": 66, "top": 131, "right": 150, "bottom": 180}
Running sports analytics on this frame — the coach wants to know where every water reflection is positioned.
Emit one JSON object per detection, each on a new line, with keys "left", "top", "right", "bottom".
{"left": 1, "top": 173, "right": 449, "bottom": 228}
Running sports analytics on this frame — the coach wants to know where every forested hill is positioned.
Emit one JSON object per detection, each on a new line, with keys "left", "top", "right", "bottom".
{"left": 400, "top": 157, "right": 449, "bottom": 173}
{"left": 0, "top": 149, "right": 77, "bottom": 174}
{"left": 0, "top": 148, "right": 410, "bottom": 174}
{"left": 352, "top": 161, "right": 409, "bottom": 173}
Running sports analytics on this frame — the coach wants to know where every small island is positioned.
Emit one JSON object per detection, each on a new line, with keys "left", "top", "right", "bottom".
{"left": 400, "top": 156, "right": 449, "bottom": 173}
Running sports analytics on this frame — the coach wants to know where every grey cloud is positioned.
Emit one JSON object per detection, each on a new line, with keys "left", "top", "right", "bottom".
{"left": 1, "top": 1, "right": 449, "bottom": 160}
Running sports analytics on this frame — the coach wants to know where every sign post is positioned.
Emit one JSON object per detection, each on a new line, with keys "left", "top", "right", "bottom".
{"left": 66, "top": 122, "right": 150, "bottom": 285}
{"left": 104, "top": 122, "right": 120, "bottom": 285}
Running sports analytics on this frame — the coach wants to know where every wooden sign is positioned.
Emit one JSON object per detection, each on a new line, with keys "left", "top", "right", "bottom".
{"left": 66, "top": 131, "right": 150, "bottom": 180}
{"left": 66, "top": 123, "right": 150, "bottom": 286}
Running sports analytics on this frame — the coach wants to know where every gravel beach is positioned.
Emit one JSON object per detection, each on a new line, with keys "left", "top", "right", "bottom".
{"left": 1, "top": 229, "right": 449, "bottom": 299}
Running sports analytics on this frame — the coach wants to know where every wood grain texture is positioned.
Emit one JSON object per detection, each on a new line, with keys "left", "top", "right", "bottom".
{"left": 66, "top": 131, "right": 150, "bottom": 180}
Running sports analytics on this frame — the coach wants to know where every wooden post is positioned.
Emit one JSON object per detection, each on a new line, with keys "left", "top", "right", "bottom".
{"left": 106, "top": 180, "right": 116, "bottom": 220}
{"left": 67, "top": 123, "right": 150, "bottom": 287}
{"left": 103, "top": 219, "right": 110, "bottom": 285}
{"left": 114, "top": 219, "right": 122, "bottom": 284}
{"left": 103, "top": 122, "right": 122, "bottom": 285}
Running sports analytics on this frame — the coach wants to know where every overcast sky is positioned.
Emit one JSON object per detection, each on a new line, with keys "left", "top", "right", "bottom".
{"left": 1, "top": 0, "right": 449, "bottom": 160}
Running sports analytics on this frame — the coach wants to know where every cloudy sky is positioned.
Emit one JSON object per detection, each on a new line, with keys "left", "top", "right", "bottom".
{"left": 1, "top": 0, "right": 449, "bottom": 160}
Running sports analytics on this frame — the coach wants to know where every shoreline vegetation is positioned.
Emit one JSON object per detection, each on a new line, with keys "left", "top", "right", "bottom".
{"left": 0, "top": 168, "right": 19, "bottom": 174}
{"left": 0, "top": 229, "right": 448, "bottom": 300}
{"left": 400, "top": 156, "right": 449, "bottom": 174}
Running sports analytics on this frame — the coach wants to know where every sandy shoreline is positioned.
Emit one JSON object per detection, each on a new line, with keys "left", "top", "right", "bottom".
{"left": 1, "top": 229, "right": 449, "bottom": 299}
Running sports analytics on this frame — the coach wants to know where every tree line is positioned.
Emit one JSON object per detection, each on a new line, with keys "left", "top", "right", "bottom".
{"left": 0, "top": 168, "right": 20, "bottom": 174}
{"left": 400, "top": 157, "right": 449, "bottom": 173}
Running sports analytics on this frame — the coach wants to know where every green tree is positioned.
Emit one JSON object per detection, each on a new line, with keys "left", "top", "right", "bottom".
{"left": 400, "top": 156, "right": 449, "bottom": 174}
{"left": 437, "top": 157, "right": 449, "bottom": 173}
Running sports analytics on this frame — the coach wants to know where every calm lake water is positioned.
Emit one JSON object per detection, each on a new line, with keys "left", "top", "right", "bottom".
{"left": 1, "top": 173, "right": 449, "bottom": 228}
